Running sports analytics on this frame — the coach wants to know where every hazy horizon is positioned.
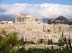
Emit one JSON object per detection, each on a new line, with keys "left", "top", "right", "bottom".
{"left": 0, "top": 0, "right": 72, "bottom": 18}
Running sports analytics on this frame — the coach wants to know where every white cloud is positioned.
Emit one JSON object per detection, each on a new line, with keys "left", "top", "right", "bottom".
{"left": 0, "top": 3, "right": 72, "bottom": 18}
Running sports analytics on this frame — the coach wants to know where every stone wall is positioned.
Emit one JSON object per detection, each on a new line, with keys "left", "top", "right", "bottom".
{"left": 0, "top": 23, "right": 71, "bottom": 33}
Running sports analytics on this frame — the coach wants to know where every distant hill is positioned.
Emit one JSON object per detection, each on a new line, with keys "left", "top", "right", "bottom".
{"left": 0, "top": 14, "right": 15, "bottom": 22}
{"left": 42, "top": 18, "right": 48, "bottom": 23}
{"left": 0, "top": 14, "right": 72, "bottom": 24}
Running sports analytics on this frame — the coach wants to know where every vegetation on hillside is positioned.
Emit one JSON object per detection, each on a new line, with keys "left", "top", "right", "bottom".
{"left": 0, "top": 30, "right": 72, "bottom": 53}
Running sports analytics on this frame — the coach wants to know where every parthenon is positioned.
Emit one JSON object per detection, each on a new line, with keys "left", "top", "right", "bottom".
{"left": 15, "top": 15, "right": 42, "bottom": 24}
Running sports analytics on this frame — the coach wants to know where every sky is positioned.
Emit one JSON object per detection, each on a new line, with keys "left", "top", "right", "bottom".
{"left": 0, "top": 0, "right": 72, "bottom": 18}
{"left": 1, "top": 0, "right": 72, "bottom": 5}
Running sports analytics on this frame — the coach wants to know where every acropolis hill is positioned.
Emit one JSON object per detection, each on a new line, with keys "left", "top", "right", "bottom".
{"left": 0, "top": 15, "right": 72, "bottom": 43}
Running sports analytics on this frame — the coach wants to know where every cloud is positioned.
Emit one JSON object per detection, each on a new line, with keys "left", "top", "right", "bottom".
{"left": 0, "top": 3, "right": 72, "bottom": 18}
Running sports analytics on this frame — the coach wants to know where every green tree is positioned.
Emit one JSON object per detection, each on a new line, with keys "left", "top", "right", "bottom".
{"left": 0, "top": 30, "right": 19, "bottom": 53}
{"left": 58, "top": 38, "right": 65, "bottom": 46}
{"left": 47, "top": 39, "right": 53, "bottom": 45}
{"left": 38, "top": 39, "right": 44, "bottom": 44}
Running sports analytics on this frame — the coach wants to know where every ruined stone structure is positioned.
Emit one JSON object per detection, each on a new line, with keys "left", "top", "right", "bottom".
{"left": 15, "top": 15, "right": 42, "bottom": 24}
{"left": 15, "top": 15, "right": 35, "bottom": 23}
{"left": 15, "top": 15, "right": 43, "bottom": 32}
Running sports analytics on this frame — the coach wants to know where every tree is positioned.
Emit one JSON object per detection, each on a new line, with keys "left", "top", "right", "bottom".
{"left": 58, "top": 38, "right": 65, "bottom": 46}
{"left": 38, "top": 39, "right": 44, "bottom": 44}
{"left": 0, "top": 30, "right": 19, "bottom": 53}
{"left": 67, "top": 35, "right": 72, "bottom": 49}
{"left": 57, "top": 32, "right": 65, "bottom": 46}
{"left": 18, "top": 37, "right": 26, "bottom": 53}
{"left": 47, "top": 39, "right": 53, "bottom": 45}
